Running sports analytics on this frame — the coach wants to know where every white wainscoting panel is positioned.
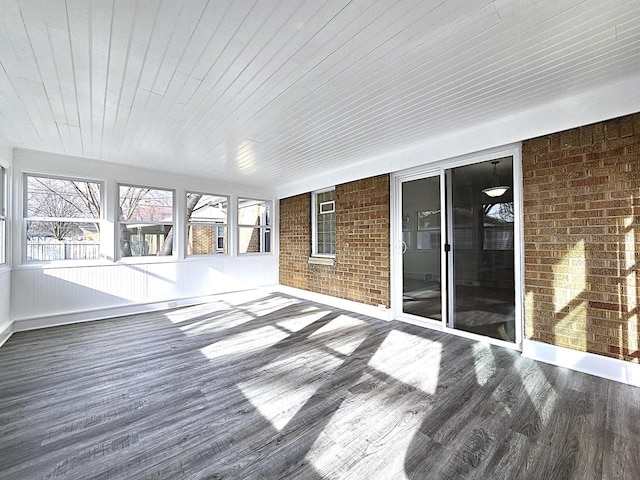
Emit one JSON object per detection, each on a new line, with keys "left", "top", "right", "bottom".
{"left": 11, "top": 255, "right": 278, "bottom": 328}
{"left": 0, "top": 269, "right": 11, "bottom": 347}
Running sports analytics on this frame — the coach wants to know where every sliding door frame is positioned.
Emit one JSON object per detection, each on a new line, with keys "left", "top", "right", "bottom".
{"left": 391, "top": 166, "right": 447, "bottom": 330}
{"left": 391, "top": 144, "right": 524, "bottom": 351}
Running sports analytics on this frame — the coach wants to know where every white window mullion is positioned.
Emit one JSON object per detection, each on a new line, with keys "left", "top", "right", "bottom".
{"left": 312, "top": 187, "right": 335, "bottom": 258}
{"left": 237, "top": 198, "right": 272, "bottom": 255}
{"left": 118, "top": 184, "right": 174, "bottom": 259}
{"left": 186, "top": 192, "right": 229, "bottom": 256}
{"left": 24, "top": 174, "right": 103, "bottom": 263}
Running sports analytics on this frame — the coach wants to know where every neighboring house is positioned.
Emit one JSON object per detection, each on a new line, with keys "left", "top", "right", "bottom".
{"left": 188, "top": 203, "right": 227, "bottom": 254}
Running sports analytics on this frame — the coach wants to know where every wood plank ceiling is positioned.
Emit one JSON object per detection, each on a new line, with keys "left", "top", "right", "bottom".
{"left": 0, "top": 0, "right": 639, "bottom": 190}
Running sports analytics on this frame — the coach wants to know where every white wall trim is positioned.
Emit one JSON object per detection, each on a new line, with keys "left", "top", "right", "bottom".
{"left": 12, "top": 288, "right": 277, "bottom": 332}
{"left": 275, "top": 285, "right": 393, "bottom": 321}
{"left": 522, "top": 339, "right": 640, "bottom": 388}
{"left": 0, "top": 321, "right": 12, "bottom": 348}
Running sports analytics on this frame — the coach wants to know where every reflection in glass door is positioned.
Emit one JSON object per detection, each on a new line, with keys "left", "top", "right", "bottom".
{"left": 402, "top": 176, "right": 442, "bottom": 321}
{"left": 448, "top": 158, "right": 516, "bottom": 342}
{"left": 397, "top": 156, "right": 518, "bottom": 344}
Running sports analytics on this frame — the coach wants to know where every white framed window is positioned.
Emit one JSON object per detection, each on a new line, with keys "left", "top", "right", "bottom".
{"left": 186, "top": 192, "right": 228, "bottom": 256}
{"left": 0, "top": 167, "right": 6, "bottom": 264}
{"left": 238, "top": 198, "right": 271, "bottom": 254}
{"left": 312, "top": 187, "right": 335, "bottom": 257}
{"left": 118, "top": 185, "right": 174, "bottom": 258}
{"left": 24, "top": 174, "right": 102, "bottom": 262}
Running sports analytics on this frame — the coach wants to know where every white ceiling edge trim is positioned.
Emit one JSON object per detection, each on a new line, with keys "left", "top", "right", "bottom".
{"left": 277, "top": 72, "right": 640, "bottom": 199}
{"left": 13, "top": 148, "right": 278, "bottom": 199}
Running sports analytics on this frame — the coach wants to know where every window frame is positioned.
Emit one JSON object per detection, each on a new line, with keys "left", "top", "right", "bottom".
{"left": 23, "top": 173, "right": 104, "bottom": 264}
{"left": 237, "top": 197, "right": 272, "bottom": 255}
{"left": 0, "top": 167, "right": 6, "bottom": 265}
{"left": 311, "top": 187, "right": 336, "bottom": 258}
{"left": 185, "top": 191, "right": 229, "bottom": 257}
{"left": 117, "top": 183, "right": 175, "bottom": 260}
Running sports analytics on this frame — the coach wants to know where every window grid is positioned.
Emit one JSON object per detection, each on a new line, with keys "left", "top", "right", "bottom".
{"left": 186, "top": 192, "right": 229, "bottom": 256}
{"left": 238, "top": 198, "right": 272, "bottom": 254}
{"left": 21, "top": 177, "right": 275, "bottom": 262}
{"left": 0, "top": 167, "right": 5, "bottom": 264}
{"left": 118, "top": 185, "right": 174, "bottom": 258}
{"left": 313, "top": 188, "right": 336, "bottom": 256}
{"left": 25, "top": 174, "right": 102, "bottom": 262}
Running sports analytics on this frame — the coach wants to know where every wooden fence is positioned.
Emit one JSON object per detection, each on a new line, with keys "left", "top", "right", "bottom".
{"left": 27, "top": 242, "right": 100, "bottom": 261}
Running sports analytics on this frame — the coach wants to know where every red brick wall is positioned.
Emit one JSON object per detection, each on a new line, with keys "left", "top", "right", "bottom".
{"left": 523, "top": 113, "right": 640, "bottom": 362}
{"left": 279, "top": 114, "right": 640, "bottom": 364}
{"left": 190, "top": 225, "right": 215, "bottom": 255}
{"left": 279, "top": 175, "right": 390, "bottom": 307}
{"left": 188, "top": 225, "right": 227, "bottom": 254}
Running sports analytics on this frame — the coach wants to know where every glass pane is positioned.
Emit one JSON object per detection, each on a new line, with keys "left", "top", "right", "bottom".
{"left": 119, "top": 186, "right": 173, "bottom": 222}
{"left": 239, "top": 226, "right": 270, "bottom": 253}
{"left": 0, "top": 219, "right": 4, "bottom": 264}
{"left": 238, "top": 198, "right": 271, "bottom": 226}
{"left": 402, "top": 176, "right": 442, "bottom": 320}
{"left": 187, "top": 193, "right": 228, "bottom": 223}
{"left": 217, "top": 226, "right": 225, "bottom": 250}
{"left": 316, "top": 190, "right": 335, "bottom": 255}
{"left": 120, "top": 224, "right": 173, "bottom": 257}
{"left": 263, "top": 227, "right": 271, "bottom": 253}
{"left": 450, "top": 157, "right": 515, "bottom": 342}
{"left": 188, "top": 225, "right": 227, "bottom": 255}
{"left": 0, "top": 167, "right": 5, "bottom": 216}
{"left": 27, "top": 176, "right": 101, "bottom": 219}
{"left": 483, "top": 203, "right": 514, "bottom": 250}
{"left": 26, "top": 220, "right": 100, "bottom": 261}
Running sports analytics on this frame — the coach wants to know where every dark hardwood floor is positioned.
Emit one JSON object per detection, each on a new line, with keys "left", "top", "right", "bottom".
{"left": 0, "top": 290, "right": 639, "bottom": 479}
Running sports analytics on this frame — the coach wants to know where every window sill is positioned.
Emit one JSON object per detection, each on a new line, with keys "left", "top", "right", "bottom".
{"left": 116, "top": 255, "right": 178, "bottom": 265}
{"left": 17, "top": 258, "right": 115, "bottom": 270}
{"left": 308, "top": 256, "right": 335, "bottom": 266}
{"left": 185, "top": 253, "right": 230, "bottom": 259}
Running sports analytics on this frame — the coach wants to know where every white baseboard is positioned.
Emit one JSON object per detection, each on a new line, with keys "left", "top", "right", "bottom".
{"left": 275, "top": 285, "right": 393, "bottom": 321}
{"left": 8, "top": 284, "right": 385, "bottom": 335}
{"left": 522, "top": 339, "right": 640, "bottom": 387}
{"left": 0, "top": 322, "right": 12, "bottom": 348}
{"left": 11, "top": 290, "right": 263, "bottom": 332}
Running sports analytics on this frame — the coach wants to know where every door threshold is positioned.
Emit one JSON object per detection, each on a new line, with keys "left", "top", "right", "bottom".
{"left": 395, "top": 313, "right": 522, "bottom": 351}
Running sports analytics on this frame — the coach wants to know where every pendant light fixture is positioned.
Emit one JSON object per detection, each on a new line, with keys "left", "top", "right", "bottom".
{"left": 482, "top": 160, "right": 510, "bottom": 198}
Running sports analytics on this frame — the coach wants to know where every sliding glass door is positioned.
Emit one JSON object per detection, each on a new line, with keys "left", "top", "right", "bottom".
{"left": 401, "top": 176, "right": 442, "bottom": 321}
{"left": 448, "top": 158, "right": 515, "bottom": 342}
{"left": 396, "top": 155, "right": 518, "bottom": 345}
